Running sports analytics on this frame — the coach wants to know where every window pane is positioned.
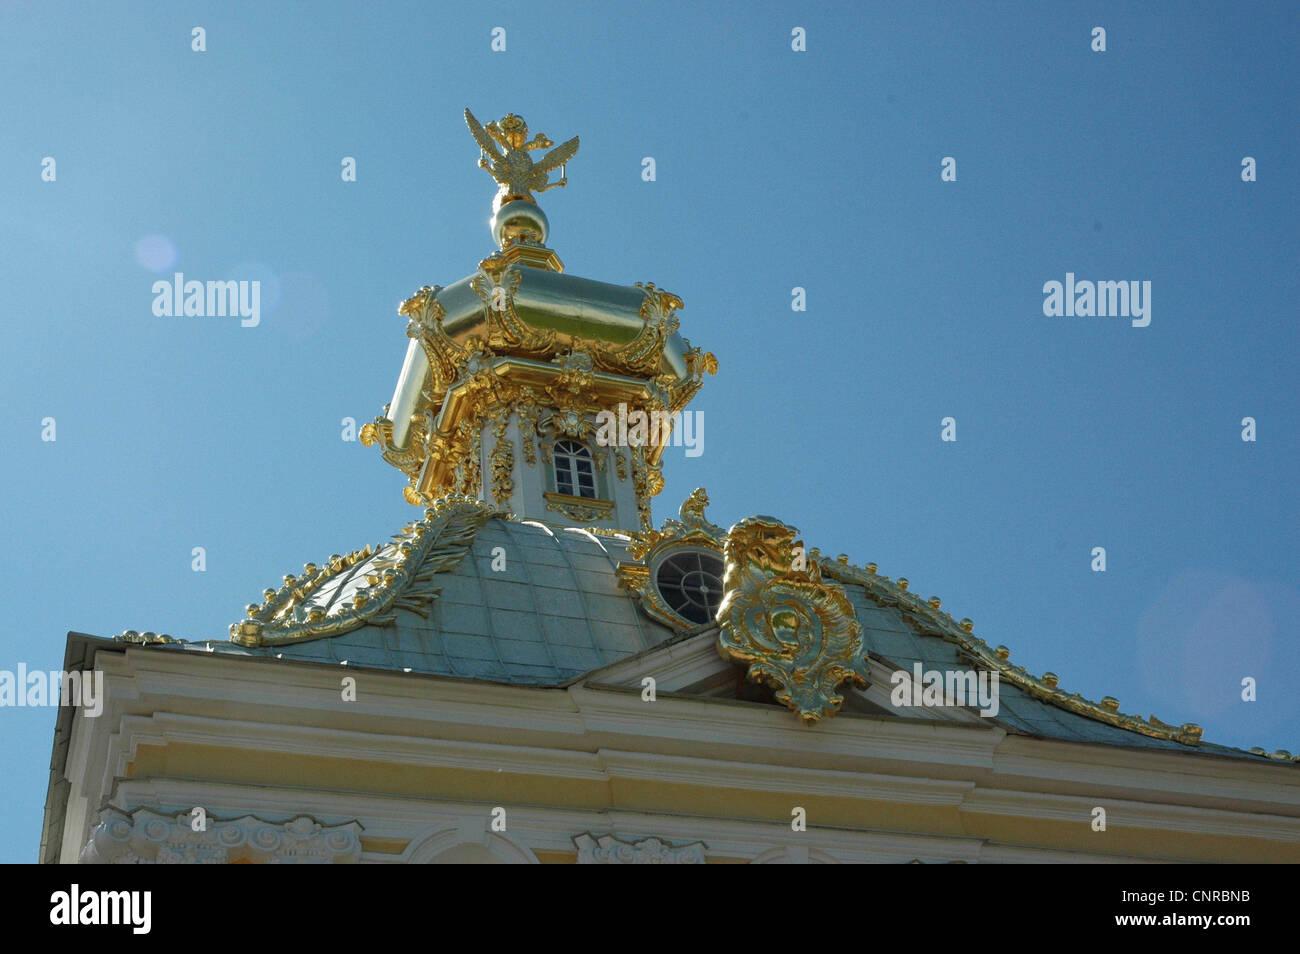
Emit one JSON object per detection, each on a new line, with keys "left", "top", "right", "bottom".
{"left": 653, "top": 550, "right": 725, "bottom": 625}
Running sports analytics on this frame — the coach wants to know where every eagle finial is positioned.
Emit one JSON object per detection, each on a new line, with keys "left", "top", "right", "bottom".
{"left": 465, "top": 108, "right": 579, "bottom": 203}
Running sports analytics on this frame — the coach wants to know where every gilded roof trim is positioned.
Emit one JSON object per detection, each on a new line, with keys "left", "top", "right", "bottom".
{"left": 815, "top": 556, "right": 1297, "bottom": 758}
{"left": 227, "top": 495, "right": 494, "bottom": 648}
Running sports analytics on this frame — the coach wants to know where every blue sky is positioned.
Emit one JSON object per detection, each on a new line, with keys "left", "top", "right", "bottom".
{"left": 1, "top": 1, "right": 1296, "bottom": 862}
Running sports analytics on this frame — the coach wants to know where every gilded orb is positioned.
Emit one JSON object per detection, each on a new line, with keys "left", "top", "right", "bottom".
{"left": 491, "top": 199, "right": 549, "bottom": 247}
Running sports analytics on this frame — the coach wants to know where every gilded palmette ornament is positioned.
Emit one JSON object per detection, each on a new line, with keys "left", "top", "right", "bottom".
{"left": 716, "top": 517, "right": 869, "bottom": 724}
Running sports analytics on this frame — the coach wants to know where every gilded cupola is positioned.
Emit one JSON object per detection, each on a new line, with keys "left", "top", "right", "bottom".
{"left": 361, "top": 109, "right": 716, "bottom": 531}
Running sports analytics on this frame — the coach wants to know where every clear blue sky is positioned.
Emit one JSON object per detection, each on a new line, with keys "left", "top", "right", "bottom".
{"left": 1, "top": 1, "right": 1296, "bottom": 862}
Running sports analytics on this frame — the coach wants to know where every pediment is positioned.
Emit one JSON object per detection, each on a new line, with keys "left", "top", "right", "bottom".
{"left": 578, "top": 630, "right": 988, "bottom": 727}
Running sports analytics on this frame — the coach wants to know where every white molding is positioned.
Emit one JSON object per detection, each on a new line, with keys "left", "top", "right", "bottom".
{"left": 116, "top": 711, "right": 608, "bottom": 781}
{"left": 47, "top": 645, "right": 1300, "bottom": 863}
{"left": 98, "top": 779, "right": 1209, "bottom": 864}
{"left": 962, "top": 788, "right": 1300, "bottom": 842}
{"left": 596, "top": 749, "right": 974, "bottom": 806}
{"left": 403, "top": 823, "right": 539, "bottom": 864}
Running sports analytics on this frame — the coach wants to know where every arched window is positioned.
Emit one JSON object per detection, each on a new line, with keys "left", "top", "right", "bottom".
{"left": 553, "top": 440, "right": 597, "bottom": 499}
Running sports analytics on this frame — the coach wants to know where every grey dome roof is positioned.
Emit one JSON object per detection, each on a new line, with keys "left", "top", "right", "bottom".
{"left": 191, "top": 517, "right": 680, "bottom": 684}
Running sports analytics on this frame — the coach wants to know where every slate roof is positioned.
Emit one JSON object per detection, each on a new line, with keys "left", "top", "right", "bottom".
{"left": 839, "top": 587, "right": 1260, "bottom": 759}
{"left": 167, "top": 517, "right": 679, "bottom": 684}
{"left": 143, "top": 515, "right": 1280, "bottom": 763}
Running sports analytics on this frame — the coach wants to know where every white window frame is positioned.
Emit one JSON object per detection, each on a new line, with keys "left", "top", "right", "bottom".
{"left": 553, "top": 440, "right": 598, "bottom": 499}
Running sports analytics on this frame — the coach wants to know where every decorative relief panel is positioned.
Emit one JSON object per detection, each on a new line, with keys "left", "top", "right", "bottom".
{"left": 574, "top": 833, "right": 705, "bottom": 864}
{"left": 81, "top": 809, "right": 363, "bottom": 864}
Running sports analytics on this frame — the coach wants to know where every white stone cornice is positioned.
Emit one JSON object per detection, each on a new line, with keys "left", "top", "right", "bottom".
{"left": 992, "top": 736, "right": 1300, "bottom": 810}
{"left": 48, "top": 645, "right": 1300, "bottom": 864}
{"left": 961, "top": 788, "right": 1300, "bottom": 842}
{"left": 101, "top": 779, "right": 1198, "bottom": 864}
{"left": 580, "top": 631, "right": 724, "bottom": 692}
{"left": 571, "top": 683, "right": 1005, "bottom": 769}
{"left": 580, "top": 633, "right": 990, "bottom": 727}
{"left": 856, "top": 656, "right": 988, "bottom": 722}
{"left": 596, "top": 748, "right": 975, "bottom": 806}
{"left": 117, "top": 710, "right": 609, "bottom": 781}
{"left": 121, "top": 651, "right": 586, "bottom": 735}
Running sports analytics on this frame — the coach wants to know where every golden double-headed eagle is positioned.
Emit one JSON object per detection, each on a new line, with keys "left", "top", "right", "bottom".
{"left": 464, "top": 108, "right": 579, "bottom": 200}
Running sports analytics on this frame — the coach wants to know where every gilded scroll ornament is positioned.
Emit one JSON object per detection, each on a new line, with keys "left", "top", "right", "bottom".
{"left": 629, "top": 450, "right": 653, "bottom": 533}
{"left": 716, "top": 517, "right": 868, "bottom": 724}
{"left": 489, "top": 415, "right": 515, "bottom": 505}
{"left": 517, "top": 396, "right": 540, "bottom": 466}
{"left": 543, "top": 492, "right": 613, "bottom": 523}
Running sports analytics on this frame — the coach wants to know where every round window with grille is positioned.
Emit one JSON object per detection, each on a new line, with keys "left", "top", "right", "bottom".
{"left": 653, "top": 549, "right": 725, "bottom": 625}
